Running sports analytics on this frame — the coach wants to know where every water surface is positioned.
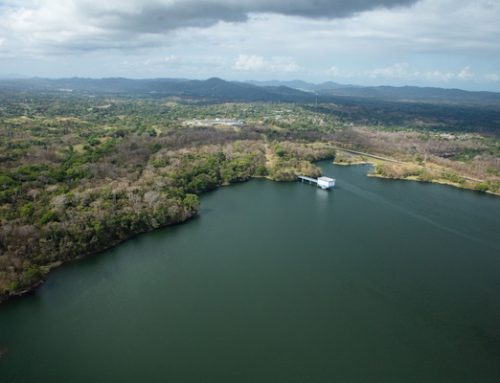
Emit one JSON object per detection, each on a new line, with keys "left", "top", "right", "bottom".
{"left": 1, "top": 163, "right": 500, "bottom": 382}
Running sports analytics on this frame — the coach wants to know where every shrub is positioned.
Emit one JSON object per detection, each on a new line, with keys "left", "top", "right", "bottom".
{"left": 21, "top": 266, "right": 43, "bottom": 287}
{"left": 38, "top": 210, "right": 58, "bottom": 225}
{"left": 475, "top": 183, "right": 489, "bottom": 192}
{"left": 183, "top": 194, "right": 200, "bottom": 212}
{"left": 20, "top": 202, "right": 34, "bottom": 218}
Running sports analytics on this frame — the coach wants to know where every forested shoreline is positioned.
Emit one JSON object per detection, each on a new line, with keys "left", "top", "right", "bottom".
{"left": 1, "top": 90, "right": 498, "bottom": 302}
{"left": 0, "top": 93, "right": 339, "bottom": 301}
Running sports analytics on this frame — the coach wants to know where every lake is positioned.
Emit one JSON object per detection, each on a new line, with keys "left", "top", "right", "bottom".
{"left": 1, "top": 162, "right": 500, "bottom": 382}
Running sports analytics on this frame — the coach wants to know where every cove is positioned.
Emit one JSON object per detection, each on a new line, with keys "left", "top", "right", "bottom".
{"left": 1, "top": 162, "right": 500, "bottom": 382}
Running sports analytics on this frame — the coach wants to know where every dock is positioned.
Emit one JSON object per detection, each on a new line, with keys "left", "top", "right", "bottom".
{"left": 298, "top": 176, "right": 336, "bottom": 189}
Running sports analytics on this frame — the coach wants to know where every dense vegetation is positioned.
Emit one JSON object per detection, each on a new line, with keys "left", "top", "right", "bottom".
{"left": 0, "top": 84, "right": 499, "bottom": 302}
{"left": 0, "top": 93, "right": 338, "bottom": 301}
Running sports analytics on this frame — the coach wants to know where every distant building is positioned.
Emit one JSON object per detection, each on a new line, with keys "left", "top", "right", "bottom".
{"left": 183, "top": 118, "right": 243, "bottom": 128}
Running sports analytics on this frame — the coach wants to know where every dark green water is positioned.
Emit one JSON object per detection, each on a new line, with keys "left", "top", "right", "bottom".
{"left": 1, "top": 162, "right": 500, "bottom": 382}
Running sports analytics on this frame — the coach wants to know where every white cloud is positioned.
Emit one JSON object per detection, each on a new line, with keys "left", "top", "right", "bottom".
{"left": 485, "top": 73, "right": 500, "bottom": 82}
{"left": 420, "top": 70, "right": 455, "bottom": 82}
{"left": 369, "top": 63, "right": 414, "bottom": 79}
{"left": 283, "top": 62, "right": 300, "bottom": 73}
{"left": 0, "top": 0, "right": 418, "bottom": 55}
{"left": 233, "top": 55, "right": 266, "bottom": 71}
{"left": 0, "top": 0, "right": 499, "bottom": 90}
{"left": 324, "top": 62, "right": 500, "bottom": 87}
{"left": 326, "top": 66, "right": 340, "bottom": 76}
{"left": 363, "top": 63, "right": 476, "bottom": 83}
{"left": 233, "top": 54, "right": 300, "bottom": 73}
{"left": 2, "top": 0, "right": 499, "bottom": 57}
{"left": 457, "top": 66, "right": 474, "bottom": 81}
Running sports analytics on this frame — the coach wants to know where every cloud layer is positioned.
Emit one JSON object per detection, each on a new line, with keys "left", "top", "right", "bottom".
{"left": 78, "top": 0, "right": 418, "bottom": 33}
{"left": 0, "top": 0, "right": 419, "bottom": 53}
{"left": 0, "top": 0, "right": 499, "bottom": 91}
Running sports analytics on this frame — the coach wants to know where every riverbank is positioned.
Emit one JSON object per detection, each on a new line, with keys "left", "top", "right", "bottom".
{"left": 2, "top": 138, "right": 498, "bottom": 304}
{"left": 3, "top": 159, "right": 500, "bottom": 381}
{"left": 0, "top": 208, "right": 198, "bottom": 304}
{"left": 333, "top": 148, "right": 500, "bottom": 197}
{"left": 0, "top": 141, "right": 336, "bottom": 304}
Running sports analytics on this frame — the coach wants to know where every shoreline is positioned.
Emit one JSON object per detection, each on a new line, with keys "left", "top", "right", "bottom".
{"left": 0, "top": 156, "right": 329, "bottom": 305}
{"left": 0, "top": 173, "right": 307, "bottom": 305}
{"left": 333, "top": 149, "right": 500, "bottom": 197}
{"left": 1, "top": 152, "right": 496, "bottom": 305}
{"left": 367, "top": 172, "right": 500, "bottom": 197}
{"left": 0, "top": 212, "right": 198, "bottom": 305}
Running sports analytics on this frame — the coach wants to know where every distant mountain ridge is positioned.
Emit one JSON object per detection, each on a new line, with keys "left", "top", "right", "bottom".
{"left": 316, "top": 85, "right": 500, "bottom": 104}
{"left": 1, "top": 77, "right": 500, "bottom": 105}
{"left": 0, "top": 77, "right": 315, "bottom": 103}
{"left": 247, "top": 80, "right": 500, "bottom": 105}
{"left": 246, "top": 80, "right": 356, "bottom": 92}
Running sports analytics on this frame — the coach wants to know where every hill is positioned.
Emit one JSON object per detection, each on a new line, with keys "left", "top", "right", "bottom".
{"left": 248, "top": 80, "right": 500, "bottom": 106}
{"left": 0, "top": 77, "right": 315, "bottom": 103}
{"left": 3, "top": 77, "right": 500, "bottom": 106}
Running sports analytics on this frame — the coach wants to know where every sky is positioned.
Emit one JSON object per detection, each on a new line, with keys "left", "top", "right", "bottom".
{"left": 0, "top": 0, "right": 500, "bottom": 91}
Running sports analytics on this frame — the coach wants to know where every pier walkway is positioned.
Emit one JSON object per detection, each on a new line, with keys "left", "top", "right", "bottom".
{"left": 298, "top": 176, "right": 318, "bottom": 184}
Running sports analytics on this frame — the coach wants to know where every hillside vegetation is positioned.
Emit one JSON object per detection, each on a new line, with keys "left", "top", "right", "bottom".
{"left": 0, "top": 87, "right": 499, "bottom": 301}
{"left": 0, "top": 95, "right": 337, "bottom": 301}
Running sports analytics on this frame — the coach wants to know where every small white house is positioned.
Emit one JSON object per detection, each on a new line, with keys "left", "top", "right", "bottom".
{"left": 317, "top": 176, "right": 336, "bottom": 189}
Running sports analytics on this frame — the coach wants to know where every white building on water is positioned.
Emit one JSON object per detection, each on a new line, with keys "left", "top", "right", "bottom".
{"left": 317, "top": 177, "right": 336, "bottom": 189}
